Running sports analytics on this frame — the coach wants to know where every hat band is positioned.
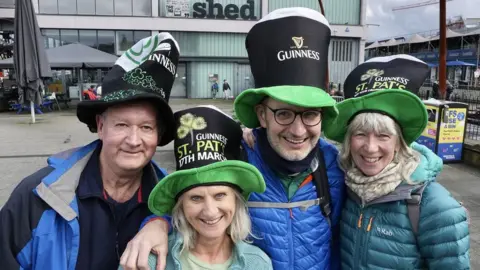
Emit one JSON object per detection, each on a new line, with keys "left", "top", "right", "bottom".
{"left": 174, "top": 182, "right": 244, "bottom": 201}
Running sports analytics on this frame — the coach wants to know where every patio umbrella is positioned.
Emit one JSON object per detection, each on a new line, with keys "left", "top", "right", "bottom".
{"left": 13, "top": 0, "right": 52, "bottom": 123}
{"left": 446, "top": 60, "right": 475, "bottom": 66}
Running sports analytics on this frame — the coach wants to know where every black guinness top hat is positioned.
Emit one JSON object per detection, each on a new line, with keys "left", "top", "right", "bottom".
{"left": 234, "top": 7, "right": 338, "bottom": 129}
{"left": 324, "top": 54, "right": 430, "bottom": 144}
{"left": 77, "top": 32, "right": 180, "bottom": 146}
{"left": 148, "top": 105, "right": 266, "bottom": 216}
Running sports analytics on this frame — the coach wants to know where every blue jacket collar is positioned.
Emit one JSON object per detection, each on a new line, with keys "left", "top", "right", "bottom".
{"left": 36, "top": 140, "right": 167, "bottom": 221}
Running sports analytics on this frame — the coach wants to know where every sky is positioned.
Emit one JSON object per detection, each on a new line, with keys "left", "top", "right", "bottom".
{"left": 365, "top": 0, "right": 480, "bottom": 41}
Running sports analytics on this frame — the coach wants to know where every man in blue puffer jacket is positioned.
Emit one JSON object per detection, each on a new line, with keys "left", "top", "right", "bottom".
{"left": 232, "top": 7, "right": 345, "bottom": 270}
{"left": 119, "top": 8, "right": 345, "bottom": 270}
{"left": 0, "top": 33, "right": 181, "bottom": 270}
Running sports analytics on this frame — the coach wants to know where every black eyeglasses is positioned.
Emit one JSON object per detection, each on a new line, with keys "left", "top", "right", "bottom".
{"left": 263, "top": 104, "right": 322, "bottom": 126}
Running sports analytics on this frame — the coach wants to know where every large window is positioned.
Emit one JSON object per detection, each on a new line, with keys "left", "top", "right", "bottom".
{"left": 79, "top": 30, "right": 98, "bottom": 48}
{"left": 39, "top": 0, "right": 58, "bottom": 14}
{"left": 115, "top": 0, "right": 131, "bottom": 16}
{"left": 134, "top": 31, "right": 151, "bottom": 43}
{"left": 0, "top": 0, "right": 14, "bottom": 8}
{"left": 39, "top": 0, "right": 152, "bottom": 16}
{"left": 42, "top": 29, "right": 61, "bottom": 49}
{"left": 58, "top": 0, "right": 77, "bottom": 14}
{"left": 133, "top": 0, "right": 152, "bottom": 16}
{"left": 115, "top": 31, "right": 134, "bottom": 55}
{"left": 97, "top": 30, "right": 115, "bottom": 54}
{"left": 42, "top": 29, "right": 151, "bottom": 56}
{"left": 96, "top": 0, "right": 114, "bottom": 15}
{"left": 77, "top": 0, "right": 95, "bottom": 15}
{"left": 60, "top": 29, "right": 79, "bottom": 45}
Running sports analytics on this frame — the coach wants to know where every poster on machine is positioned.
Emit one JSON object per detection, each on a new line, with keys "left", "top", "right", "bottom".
{"left": 437, "top": 108, "right": 467, "bottom": 161}
{"left": 165, "top": 0, "right": 190, "bottom": 18}
{"left": 416, "top": 105, "right": 438, "bottom": 153}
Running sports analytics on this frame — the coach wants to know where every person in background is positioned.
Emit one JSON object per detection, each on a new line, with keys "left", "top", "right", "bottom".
{"left": 120, "top": 105, "right": 272, "bottom": 270}
{"left": 223, "top": 79, "right": 232, "bottom": 100}
{"left": 324, "top": 54, "right": 470, "bottom": 269}
{"left": 446, "top": 79, "right": 454, "bottom": 100}
{"left": 83, "top": 85, "right": 98, "bottom": 100}
{"left": 211, "top": 80, "right": 219, "bottom": 99}
{"left": 96, "top": 85, "right": 102, "bottom": 98}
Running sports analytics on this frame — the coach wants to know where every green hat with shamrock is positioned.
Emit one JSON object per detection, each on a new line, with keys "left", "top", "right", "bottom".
{"left": 324, "top": 54, "right": 430, "bottom": 144}
{"left": 148, "top": 105, "right": 266, "bottom": 217}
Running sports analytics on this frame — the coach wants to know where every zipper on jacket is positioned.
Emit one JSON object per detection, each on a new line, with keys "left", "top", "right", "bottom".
{"left": 357, "top": 213, "right": 363, "bottom": 228}
{"left": 353, "top": 210, "right": 364, "bottom": 269}
{"left": 361, "top": 216, "right": 375, "bottom": 267}
{"left": 288, "top": 208, "right": 294, "bottom": 269}
{"left": 366, "top": 217, "right": 374, "bottom": 232}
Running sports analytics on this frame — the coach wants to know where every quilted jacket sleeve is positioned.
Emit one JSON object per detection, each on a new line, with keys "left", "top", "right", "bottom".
{"left": 418, "top": 182, "right": 470, "bottom": 269}
{"left": 321, "top": 140, "right": 346, "bottom": 270}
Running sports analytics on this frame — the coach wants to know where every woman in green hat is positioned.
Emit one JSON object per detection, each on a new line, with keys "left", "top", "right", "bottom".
{"left": 123, "top": 105, "right": 273, "bottom": 270}
{"left": 324, "top": 55, "right": 470, "bottom": 269}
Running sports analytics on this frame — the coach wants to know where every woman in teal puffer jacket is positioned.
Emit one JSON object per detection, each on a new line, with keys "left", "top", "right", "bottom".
{"left": 324, "top": 54, "right": 470, "bottom": 269}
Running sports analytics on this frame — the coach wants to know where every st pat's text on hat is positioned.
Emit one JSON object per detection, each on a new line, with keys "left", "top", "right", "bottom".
{"left": 324, "top": 54, "right": 430, "bottom": 145}
{"left": 148, "top": 105, "right": 266, "bottom": 217}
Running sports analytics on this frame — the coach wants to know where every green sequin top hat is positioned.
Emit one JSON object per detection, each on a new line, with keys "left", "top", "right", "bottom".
{"left": 76, "top": 32, "right": 180, "bottom": 146}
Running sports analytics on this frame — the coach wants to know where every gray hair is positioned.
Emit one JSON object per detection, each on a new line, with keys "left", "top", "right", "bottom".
{"left": 338, "top": 113, "right": 418, "bottom": 183}
{"left": 172, "top": 188, "right": 254, "bottom": 253}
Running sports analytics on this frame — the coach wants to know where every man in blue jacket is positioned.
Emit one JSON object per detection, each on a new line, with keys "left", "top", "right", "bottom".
{"left": 121, "top": 8, "right": 345, "bottom": 270}
{"left": 232, "top": 7, "right": 345, "bottom": 270}
{"left": 0, "top": 33, "right": 181, "bottom": 270}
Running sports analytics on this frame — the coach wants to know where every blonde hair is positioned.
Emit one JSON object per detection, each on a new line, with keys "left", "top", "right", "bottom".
{"left": 338, "top": 113, "right": 418, "bottom": 182}
{"left": 172, "top": 188, "right": 254, "bottom": 253}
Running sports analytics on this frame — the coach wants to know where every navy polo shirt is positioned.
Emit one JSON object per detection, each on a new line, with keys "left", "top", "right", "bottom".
{"left": 75, "top": 146, "right": 158, "bottom": 270}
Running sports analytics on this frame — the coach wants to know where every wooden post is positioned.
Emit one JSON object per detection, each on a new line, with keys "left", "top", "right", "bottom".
{"left": 439, "top": 0, "right": 447, "bottom": 99}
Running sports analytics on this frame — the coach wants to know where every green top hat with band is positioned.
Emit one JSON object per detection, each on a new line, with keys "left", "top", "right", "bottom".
{"left": 234, "top": 7, "right": 338, "bottom": 129}
{"left": 148, "top": 105, "right": 266, "bottom": 217}
{"left": 324, "top": 54, "right": 430, "bottom": 144}
{"left": 76, "top": 32, "right": 180, "bottom": 146}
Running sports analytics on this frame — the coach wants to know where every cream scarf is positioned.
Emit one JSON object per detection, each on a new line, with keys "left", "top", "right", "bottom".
{"left": 345, "top": 152, "right": 421, "bottom": 204}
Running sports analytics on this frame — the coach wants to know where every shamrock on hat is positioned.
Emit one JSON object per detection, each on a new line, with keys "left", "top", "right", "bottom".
{"left": 148, "top": 105, "right": 266, "bottom": 217}
{"left": 77, "top": 32, "right": 180, "bottom": 146}
{"left": 324, "top": 54, "right": 430, "bottom": 144}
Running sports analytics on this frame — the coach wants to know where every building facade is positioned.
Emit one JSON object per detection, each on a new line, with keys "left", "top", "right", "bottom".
{"left": 365, "top": 26, "right": 480, "bottom": 84}
{"left": 0, "top": 0, "right": 366, "bottom": 98}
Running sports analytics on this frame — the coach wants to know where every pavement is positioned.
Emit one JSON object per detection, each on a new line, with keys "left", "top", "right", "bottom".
{"left": 0, "top": 98, "right": 479, "bottom": 268}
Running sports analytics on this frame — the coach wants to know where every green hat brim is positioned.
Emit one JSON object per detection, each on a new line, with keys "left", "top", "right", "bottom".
{"left": 323, "top": 89, "right": 427, "bottom": 144}
{"left": 148, "top": 160, "right": 266, "bottom": 216}
{"left": 234, "top": 85, "right": 338, "bottom": 129}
